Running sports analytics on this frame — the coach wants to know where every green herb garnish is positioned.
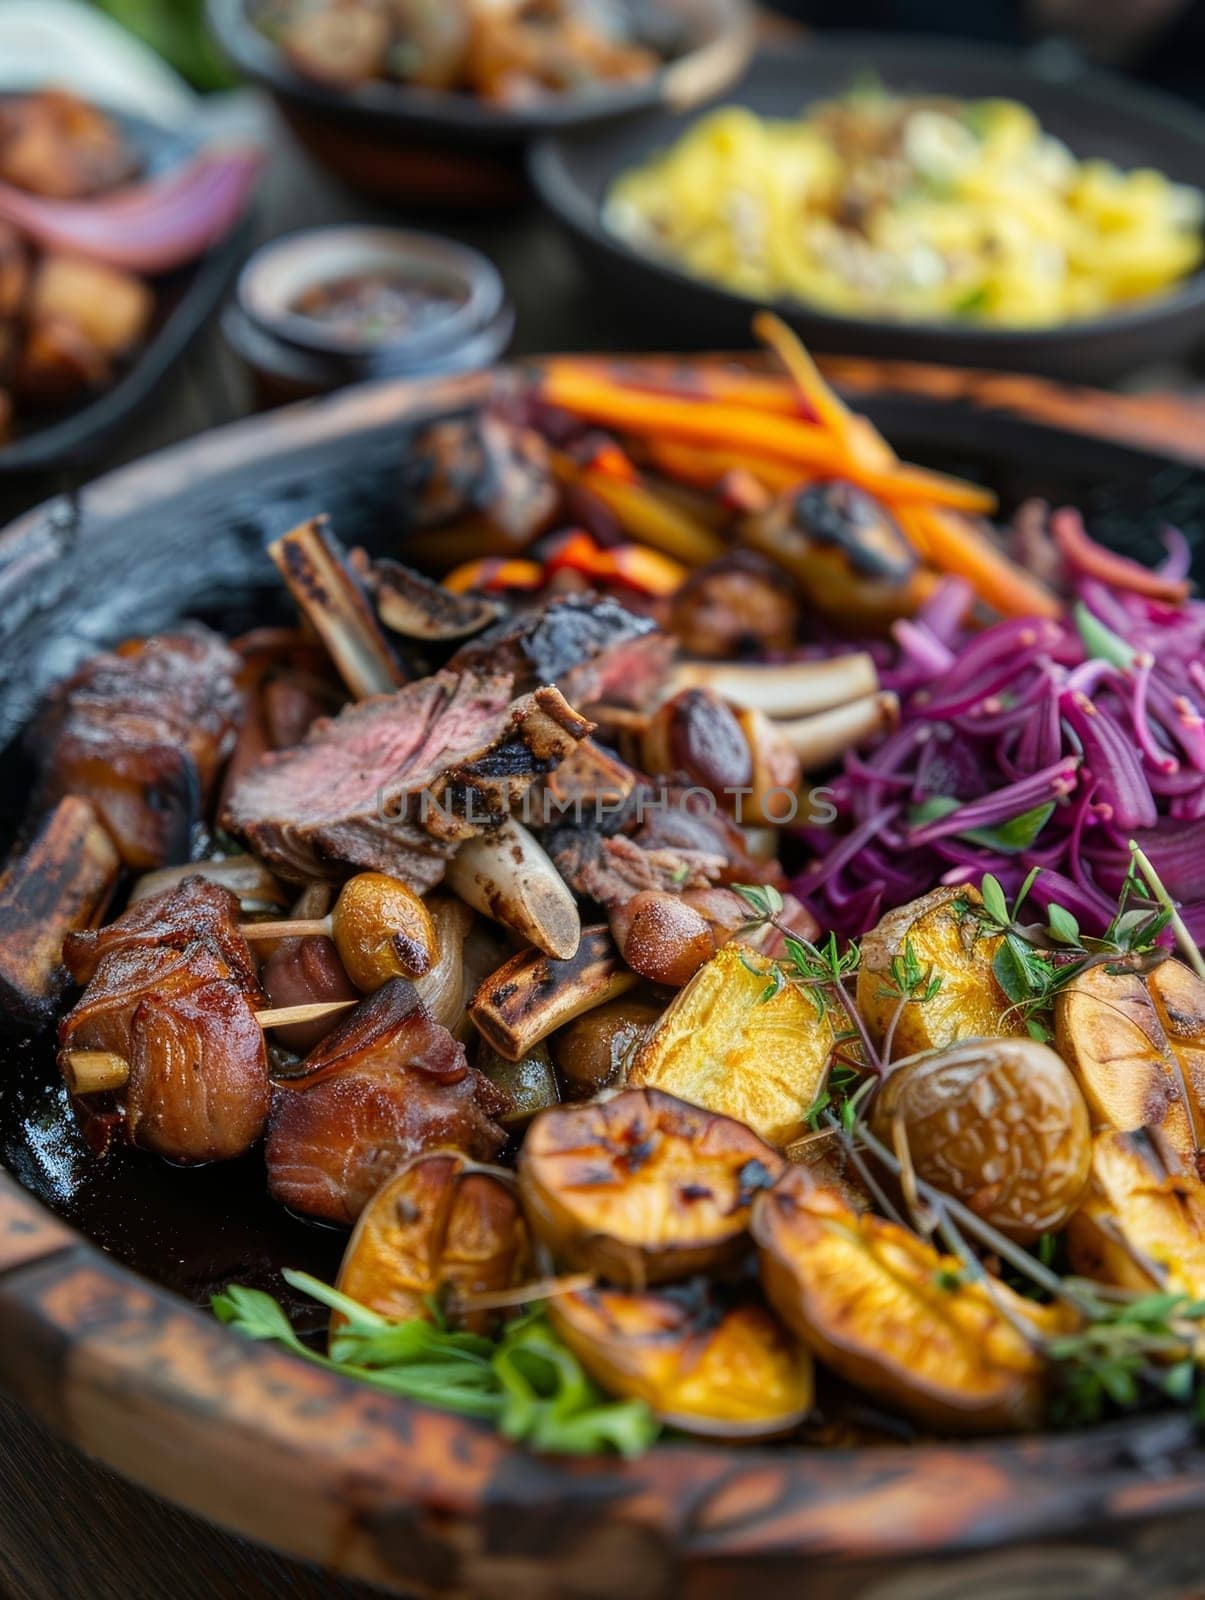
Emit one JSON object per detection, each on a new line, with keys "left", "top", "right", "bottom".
{"left": 213, "top": 1271, "right": 659, "bottom": 1458}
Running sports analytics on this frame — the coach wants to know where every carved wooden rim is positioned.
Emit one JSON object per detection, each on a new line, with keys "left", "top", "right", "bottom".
{"left": 3, "top": 362, "right": 1205, "bottom": 1591}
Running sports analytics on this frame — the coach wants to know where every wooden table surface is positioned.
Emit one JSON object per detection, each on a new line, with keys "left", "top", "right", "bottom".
{"left": 2, "top": 105, "right": 1205, "bottom": 1600}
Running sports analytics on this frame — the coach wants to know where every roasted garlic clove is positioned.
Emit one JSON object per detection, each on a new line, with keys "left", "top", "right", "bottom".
{"left": 870, "top": 1037, "right": 1092, "bottom": 1241}
{"left": 631, "top": 944, "right": 840, "bottom": 1147}
{"left": 336, "top": 1150, "right": 530, "bottom": 1335}
{"left": 519, "top": 1087, "right": 784, "bottom": 1287}
{"left": 550, "top": 1283, "right": 812, "bottom": 1440}
{"left": 856, "top": 884, "right": 1021, "bottom": 1061}
{"left": 753, "top": 1164, "right": 1066, "bottom": 1434}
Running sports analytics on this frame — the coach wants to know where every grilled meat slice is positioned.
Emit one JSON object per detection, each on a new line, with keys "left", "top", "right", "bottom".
{"left": 633, "top": 787, "right": 782, "bottom": 888}
{"left": 267, "top": 979, "right": 508, "bottom": 1224}
{"left": 222, "top": 669, "right": 590, "bottom": 886}
{"left": 33, "top": 625, "right": 244, "bottom": 870}
{"left": 545, "top": 828, "right": 724, "bottom": 909}
{"left": 0, "top": 796, "right": 119, "bottom": 1033}
{"left": 58, "top": 940, "right": 269, "bottom": 1164}
{"left": 447, "top": 594, "right": 674, "bottom": 709}
{"left": 63, "top": 875, "right": 261, "bottom": 998}
{"left": 407, "top": 413, "right": 557, "bottom": 545}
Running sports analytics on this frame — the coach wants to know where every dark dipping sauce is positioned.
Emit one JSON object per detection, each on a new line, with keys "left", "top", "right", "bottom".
{"left": 289, "top": 271, "right": 468, "bottom": 344}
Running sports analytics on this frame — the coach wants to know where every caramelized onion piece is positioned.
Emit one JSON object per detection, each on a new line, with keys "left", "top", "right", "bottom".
{"left": 519, "top": 1087, "right": 784, "bottom": 1287}
{"left": 550, "top": 1283, "right": 812, "bottom": 1439}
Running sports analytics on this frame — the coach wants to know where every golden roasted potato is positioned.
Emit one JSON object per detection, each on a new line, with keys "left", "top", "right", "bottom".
{"left": 1066, "top": 1127, "right": 1205, "bottom": 1300}
{"left": 519, "top": 1087, "right": 784, "bottom": 1287}
{"left": 336, "top": 1149, "right": 529, "bottom": 1334}
{"left": 856, "top": 885, "right": 1022, "bottom": 1059}
{"left": 549, "top": 998, "right": 662, "bottom": 1099}
{"left": 1054, "top": 958, "right": 1205, "bottom": 1170}
{"left": 30, "top": 255, "right": 153, "bottom": 358}
{"left": 332, "top": 873, "right": 438, "bottom": 992}
{"left": 550, "top": 1284, "right": 813, "bottom": 1439}
{"left": 630, "top": 944, "right": 840, "bottom": 1146}
{"left": 753, "top": 1163, "right": 1068, "bottom": 1433}
{"left": 870, "top": 1037, "right": 1092, "bottom": 1241}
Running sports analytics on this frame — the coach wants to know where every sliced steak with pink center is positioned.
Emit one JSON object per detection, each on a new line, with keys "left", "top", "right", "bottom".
{"left": 221, "top": 669, "right": 591, "bottom": 888}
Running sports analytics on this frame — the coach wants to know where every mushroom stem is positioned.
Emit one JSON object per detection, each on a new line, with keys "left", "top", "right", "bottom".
{"left": 268, "top": 516, "right": 406, "bottom": 700}
{"left": 669, "top": 653, "right": 879, "bottom": 719}
{"left": 255, "top": 1000, "right": 357, "bottom": 1029}
{"left": 240, "top": 917, "right": 332, "bottom": 942}
{"left": 61, "top": 1049, "right": 130, "bottom": 1095}
{"left": 446, "top": 819, "right": 581, "bottom": 960}
{"left": 778, "top": 692, "right": 900, "bottom": 771}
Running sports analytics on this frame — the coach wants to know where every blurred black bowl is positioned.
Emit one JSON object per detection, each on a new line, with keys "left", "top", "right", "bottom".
{"left": 207, "top": 0, "right": 754, "bottom": 206}
{"left": 529, "top": 35, "right": 1205, "bottom": 379}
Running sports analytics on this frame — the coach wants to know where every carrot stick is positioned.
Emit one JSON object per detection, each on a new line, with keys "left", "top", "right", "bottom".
{"left": 539, "top": 356, "right": 806, "bottom": 416}
{"left": 910, "top": 508, "right": 1061, "bottom": 619}
{"left": 753, "top": 312, "right": 896, "bottom": 472}
{"left": 643, "top": 437, "right": 803, "bottom": 495}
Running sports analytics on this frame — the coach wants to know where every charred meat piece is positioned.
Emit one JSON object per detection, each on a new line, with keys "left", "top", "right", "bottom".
{"left": 545, "top": 827, "right": 724, "bottom": 909}
{"left": 407, "top": 413, "right": 557, "bottom": 546}
{"left": 223, "top": 669, "right": 590, "bottom": 887}
{"left": 266, "top": 979, "right": 508, "bottom": 1224}
{"left": 63, "top": 876, "right": 261, "bottom": 998}
{"left": 58, "top": 941, "right": 269, "bottom": 1164}
{"left": 447, "top": 595, "right": 674, "bottom": 710}
{"left": 0, "top": 796, "right": 119, "bottom": 1033}
{"left": 32, "top": 626, "right": 245, "bottom": 870}
{"left": 634, "top": 788, "right": 781, "bottom": 888}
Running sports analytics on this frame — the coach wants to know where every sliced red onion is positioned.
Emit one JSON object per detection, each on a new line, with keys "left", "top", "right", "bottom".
{"left": 1059, "top": 690, "right": 1157, "bottom": 831}
{"left": 0, "top": 144, "right": 262, "bottom": 274}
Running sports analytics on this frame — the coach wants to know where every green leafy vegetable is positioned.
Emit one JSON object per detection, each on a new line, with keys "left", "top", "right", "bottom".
{"left": 213, "top": 1271, "right": 660, "bottom": 1457}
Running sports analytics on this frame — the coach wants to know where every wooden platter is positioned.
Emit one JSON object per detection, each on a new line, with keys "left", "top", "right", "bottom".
{"left": 2, "top": 359, "right": 1205, "bottom": 1596}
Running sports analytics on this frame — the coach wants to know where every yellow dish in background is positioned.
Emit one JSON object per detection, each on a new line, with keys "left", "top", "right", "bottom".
{"left": 605, "top": 90, "right": 1205, "bottom": 326}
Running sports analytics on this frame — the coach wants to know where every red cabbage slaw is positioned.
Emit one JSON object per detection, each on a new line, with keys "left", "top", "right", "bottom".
{"left": 793, "top": 511, "right": 1205, "bottom": 939}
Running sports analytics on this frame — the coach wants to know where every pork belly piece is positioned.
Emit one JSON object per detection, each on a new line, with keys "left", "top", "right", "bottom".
{"left": 447, "top": 595, "right": 674, "bottom": 710}
{"left": 33, "top": 625, "right": 245, "bottom": 870}
{"left": 0, "top": 796, "right": 119, "bottom": 1033}
{"left": 63, "top": 875, "right": 261, "bottom": 997}
{"left": 267, "top": 979, "right": 508, "bottom": 1224}
{"left": 58, "top": 941, "right": 269, "bottom": 1164}
{"left": 222, "top": 669, "right": 591, "bottom": 887}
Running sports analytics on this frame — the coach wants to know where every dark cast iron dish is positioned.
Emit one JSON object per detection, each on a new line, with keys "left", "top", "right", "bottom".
{"left": 0, "top": 105, "right": 252, "bottom": 478}
{"left": 1, "top": 364, "right": 1205, "bottom": 1597}
{"left": 206, "top": 0, "right": 754, "bottom": 205}
{"left": 530, "top": 36, "right": 1205, "bottom": 380}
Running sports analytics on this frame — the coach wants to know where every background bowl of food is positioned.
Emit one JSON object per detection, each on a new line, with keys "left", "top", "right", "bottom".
{"left": 206, "top": 0, "right": 754, "bottom": 204}
{"left": 531, "top": 34, "right": 1205, "bottom": 377}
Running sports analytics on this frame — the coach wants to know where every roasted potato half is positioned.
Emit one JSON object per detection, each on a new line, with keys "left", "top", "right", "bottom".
{"left": 753, "top": 1164, "right": 1068, "bottom": 1433}
{"left": 857, "top": 885, "right": 1021, "bottom": 1060}
{"left": 1055, "top": 958, "right": 1205, "bottom": 1172}
{"left": 336, "top": 1149, "right": 530, "bottom": 1333}
{"left": 519, "top": 1087, "right": 784, "bottom": 1287}
{"left": 550, "top": 1283, "right": 813, "bottom": 1440}
{"left": 871, "top": 1037, "right": 1092, "bottom": 1241}
{"left": 630, "top": 944, "right": 840, "bottom": 1146}
{"left": 1066, "top": 1127, "right": 1205, "bottom": 1301}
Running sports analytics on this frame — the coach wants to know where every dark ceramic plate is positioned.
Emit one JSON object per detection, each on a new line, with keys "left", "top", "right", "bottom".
{"left": 530, "top": 36, "right": 1205, "bottom": 379}
{"left": 0, "top": 104, "right": 251, "bottom": 477}
{"left": 206, "top": 0, "right": 753, "bottom": 204}
{"left": 1, "top": 365, "right": 1205, "bottom": 1595}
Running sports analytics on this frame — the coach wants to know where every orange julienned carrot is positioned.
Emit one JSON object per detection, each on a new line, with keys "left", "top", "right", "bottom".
{"left": 538, "top": 356, "right": 808, "bottom": 416}
{"left": 752, "top": 312, "right": 869, "bottom": 451}
{"left": 569, "top": 465, "right": 726, "bottom": 565}
{"left": 910, "top": 507, "right": 1061, "bottom": 619}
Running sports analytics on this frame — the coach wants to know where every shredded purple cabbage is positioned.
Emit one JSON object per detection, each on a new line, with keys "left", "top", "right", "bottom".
{"left": 793, "top": 528, "right": 1205, "bottom": 939}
